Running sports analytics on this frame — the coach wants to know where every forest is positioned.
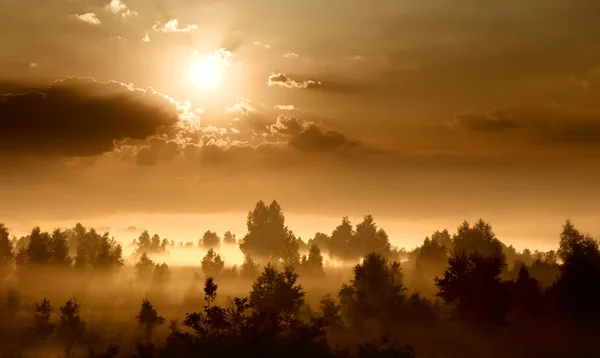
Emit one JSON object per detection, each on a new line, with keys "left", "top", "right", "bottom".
{"left": 0, "top": 200, "right": 599, "bottom": 357}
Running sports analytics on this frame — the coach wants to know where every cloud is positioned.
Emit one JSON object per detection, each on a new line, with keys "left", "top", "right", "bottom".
{"left": 142, "top": 34, "right": 150, "bottom": 43}
{"left": 76, "top": 13, "right": 101, "bottom": 25}
{"left": 284, "top": 52, "right": 299, "bottom": 58}
{"left": 270, "top": 115, "right": 360, "bottom": 153}
{"left": 105, "top": 0, "right": 137, "bottom": 18}
{"left": 274, "top": 105, "right": 296, "bottom": 111}
{"left": 267, "top": 73, "right": 322, "bottom": 89}
{"left": 451, "top": 106, "right": 600, "bottom": 146}
{"left": 452, "top": 108, "right": 520, "bottom": 132}
{"left": 0, "top": 77, "right": 187, "bottom": 157}
{"left": 153, "top": 19, "right": 199, "bottom": 33}
{"left": 253, "top": 41, "right": 271, "bottom": 49}
{"left": 225, "top": 99, "right": 256, "bottom": 115}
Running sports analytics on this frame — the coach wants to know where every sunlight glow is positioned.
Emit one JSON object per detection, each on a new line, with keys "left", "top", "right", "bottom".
{"left": 189, "top": 48, "right": 233, "bottom": 90}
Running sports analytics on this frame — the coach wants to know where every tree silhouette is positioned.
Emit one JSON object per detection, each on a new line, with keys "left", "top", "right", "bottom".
{"left": 25, "top": 227, "right": 52, "bottom": 265}
{"left": 201, "top": 248, "right": 225, "bottom": 277}
{"left": 33, "top": 297, "right": 54, "bottom": 338}
{"left": 136, "top": 299, "right": 165, "bottom": 339}
{"left": 354, "top": 215, "right": 392, "bottom": 258}
{"left": 319, "top": 293, "right": 343, "bottom": 329}
{"left": 0, "top": 223, "right": 14, "bottom": 275}
{"left": 75, "top": 227, "right": 123, "bottom": 271}
{"left": 153, "top": 262, "right": 171, "bottom": 284}
{"left": 50, "top": 228, "right": 72, "bottom": 266}
{"left": 250, "top": 264, "right": 305, "bottom": 315}
{"left": 552, "top": 220, "right": 600, "bottom": 324}
{"left": 223, "top": 231, "right": 237, "bottom": 245}
{"left": 339, "top": 253, "right": 407, "bottom": 333}
{"left": 3, "top": 289, "right": 21, "bottom": 319}
{"left": 329, "top": 217, "right": 355, "bottom": 261}
{"left": 435, "top": 251, "right": 511, "bottom": 325}
{"left": 199, "top": 231, "right": 221, "bottom": 249}
{"left": 452, "top": 220, "right": 504, "bottom": 259}
{"left": 58, "top": 300, "right": 86, "bottom": 349}
{"left": 135, "top": 252, "right": 156, "bottom": 282}
{"left": 301, "top": 244, "right": 325, "bottom": 277}
{"left": 240, "top": 254, "right": 260, "bottom": 280}
{"left": 239, "top": 200, "right": 299, "bottom": 262}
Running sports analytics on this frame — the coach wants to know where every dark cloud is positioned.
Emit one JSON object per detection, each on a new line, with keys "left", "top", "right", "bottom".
{"left": 0, "top": 77, "right": 182, "bottom": 157}
{"left": 452, "top": 106, "right": 600, "bottom": 146}
{"left": 267, "top": 73, "right": 322, "bottom": 89}
{"left": 452, "top": 109, "right": 521, "bottom": 132}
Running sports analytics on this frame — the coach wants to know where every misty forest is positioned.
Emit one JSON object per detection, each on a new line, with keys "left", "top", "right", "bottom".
{"left": 0, "top": 200, "right": 599, "bottom": 358}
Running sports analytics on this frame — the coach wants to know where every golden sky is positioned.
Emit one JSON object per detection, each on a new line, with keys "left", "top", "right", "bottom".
{"left": 1, "top": 0, "right": 600, "bottom": 249}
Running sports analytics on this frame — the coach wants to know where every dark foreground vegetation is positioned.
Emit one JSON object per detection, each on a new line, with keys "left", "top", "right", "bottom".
{"left": 1, "top": 200, "right": 599, "bottom": 357}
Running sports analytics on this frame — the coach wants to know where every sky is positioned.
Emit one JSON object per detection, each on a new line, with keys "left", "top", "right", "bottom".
{"left": 2, "top": 0, "right": 600, "bottom": 250}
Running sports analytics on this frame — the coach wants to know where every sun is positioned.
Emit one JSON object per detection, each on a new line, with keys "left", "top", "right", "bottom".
{"left": 190, "top": 58, "right": 221, "bottom": 89}
{"left": 189, "top": 49, "right": 232, "bottom": 90}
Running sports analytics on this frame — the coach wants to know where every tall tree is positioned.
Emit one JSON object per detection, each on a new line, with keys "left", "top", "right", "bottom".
{"left": 201, "top": 248, "right": 225, "bottom": 277}
{"left": 135, "top": 253, "right": 156, "bottom": 282}
{"left": 199, "top": 230, "right": 221, "bottom": 249}
{"left": 223, "top": 231, "right": 236, "bottom": 245}
{"left": 435, "top": 251, "right": 511, "bottom": 325}
{"left": 250, "top": 264, "right": 305, "bottom": 315}
{"left": 136, "top": 299, "right": 165, "bottom": 339}
{"left": 25, "top": 227, "right": 52, "bottom": 264}
{"left": 33, "top": 297, "right": 54, "bottom": 338}
{"left": 50, "top": 228, "right": 72, "bottom": 266}
{"left": 339, "top": 253, "right": 407, "bottom": 332}
{"left": 354, "top": 215, "right": 392, "bottom": 258}
{"left": 0, "top": 223, "right": 14, "bottom": 274}
{"left": 239, "top": 200, "right": 298, "bottom": 262}
{"left": 452, "top": 219, "right": 504, "bottom": 259}
{"left": 328, "top": 217, "right": 355, "bottom": 261}
{"left": 552, "top": 220, "right": 600, "bottom": 324}
{"left": 301, "top": 245, "right": 325, "bottom": 277}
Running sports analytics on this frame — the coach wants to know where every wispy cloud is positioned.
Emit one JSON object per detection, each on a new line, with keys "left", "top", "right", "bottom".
{"left": 284, "top": 52, "right": 299, "bottom": 58}
{"left": 76, "top": 13, "right": 101, "bottom": 25}
{"left": 274, "top": 105, "right": 296, "bottom": 111}
{"left": 268, "top": 73, "right": 322, "bottom": 89}
{"left": 253, "top": 41, "right": 271, "bottom": 49}
{"left": 153, "top": 19, "right": 199, "bottom": 33}
{"left": 142, "top": 33, "right": 150, "bottom": 43}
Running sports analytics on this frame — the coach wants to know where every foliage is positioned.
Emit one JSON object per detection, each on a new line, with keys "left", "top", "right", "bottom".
{"left": 250, "top": 264, "right": 305, "bottom": 315}
{"left": 201, "top": 249, "right": 225, "bottom": 277}
{"left": 199, "top": 231, "right": 220, "bottom": 249}
{"left": 32, "top": 297, "right": 54, "bottom": 338}
{"left": 136, "top": 299, "right": 165, "bottom": 338}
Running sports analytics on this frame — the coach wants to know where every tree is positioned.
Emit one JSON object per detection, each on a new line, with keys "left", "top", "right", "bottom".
{"left": 435, "top": 251, "right": 511, "bottom": 325}
{"left": 136, "top": 299, "right": 165, "bottom": 339}
{"left": 250, "top": 264, "right": 305, "bottom": 315}
{"left": 319, "top": 294, "right": 342, "bottom": 329}
{"left": 58, "top": 300, "right": 86, "bottom": 348}
{"left": 153, "top": 262, "right": 171, "bottom": 284}
{"left": 240, "top": 254, "right": 260, "bottom": 280}
{"left": 0, "top": 223, "right": 14, "bottom": 275}
{"left": 199, "top": 230, "right": 221, "bottom": 249}
{"left": 452, "top": 220, "right": 504, "bottom": 259}
{"left": 339, "top": 253, "right": 407, "bottom": 332}
{"left": 25, "top": 227, "right": 52, "bottom": 264}
{"left": 50, "top": 228, "right": 72, "bottom": 266}
{"left": 135, "top": 253, "right": 156, "bottom": 282}
{"left": 328, "top": 217, "right": 355, "bottom": 261}
{"left": 33, "top": 297, "right": 54, "bottom": 338}
{"left": 431, "top": 229, "right": 453, "bottom": 249}
{"left": 201, "top": 248, "right": 225, "bottom": 277}
{"left": 412, "top": 236, "right": 449, "bottom": 294}
{"left": 135, "top": 231, "right": 167, "bottom": 255}
{"left": 223, "top": 231, "right": 236, "bottom": 245}
{"left": 308, "top": 233, "right": 331, "bottom": 254}
{"left": 75, "top": 228, "right": 123, "bottom": 271}
{"left": 239, "top": 200, "right": 298, "bottom": 261}
{"left": 354, "top": 215, "right": 392, "bottom": 258}
{"left": 552, "top": 220, "right": 600, "bottom": 324}
{"left": 301, "top": 245, "right": 325, "bottom": 277}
